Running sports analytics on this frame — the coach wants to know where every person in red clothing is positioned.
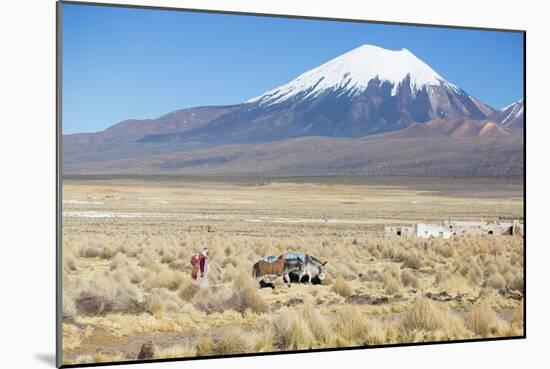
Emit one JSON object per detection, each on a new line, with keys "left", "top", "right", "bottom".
{"left": 190, "top": 247, "right": 210, "bottom": 287}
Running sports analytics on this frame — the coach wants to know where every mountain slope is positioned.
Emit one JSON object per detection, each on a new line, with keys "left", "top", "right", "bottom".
{"left": 385, "top": 117, "right": 513, "bottom": 139}
{"left": 64, "top": 133, "right": 523, "bottom": 176}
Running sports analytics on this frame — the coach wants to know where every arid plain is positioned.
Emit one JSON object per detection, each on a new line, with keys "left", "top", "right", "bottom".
{"left": 61, "top": 176, "right": 524, "bottom": 365}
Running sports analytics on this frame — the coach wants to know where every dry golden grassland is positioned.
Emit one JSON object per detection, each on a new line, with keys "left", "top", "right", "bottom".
{"left": 61, "top": 177, "right": 524, "bottom": 365}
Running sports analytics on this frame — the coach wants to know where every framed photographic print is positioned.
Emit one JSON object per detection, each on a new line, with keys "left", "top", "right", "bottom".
{"left": 57, "top": 1, "right": 525, "bottom": 367}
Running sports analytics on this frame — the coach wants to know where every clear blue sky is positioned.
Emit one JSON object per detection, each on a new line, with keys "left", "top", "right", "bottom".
{"left": 62, "top": 3, "right": 524, "bottom": 134}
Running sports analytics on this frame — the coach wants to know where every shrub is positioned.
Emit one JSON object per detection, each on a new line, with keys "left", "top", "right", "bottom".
{"left": 331, "top": 276, "right": 353, "bottom": 297}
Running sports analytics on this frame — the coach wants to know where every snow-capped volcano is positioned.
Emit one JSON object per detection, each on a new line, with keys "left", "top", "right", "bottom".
{"left": 248, "top": 44, "right": 458, "bottom": 105}
{"left": 65, "top": 44, "right": 508, "bottom": 161}
{"left": 63, "top": 44, "right": 523, "bottom": 175}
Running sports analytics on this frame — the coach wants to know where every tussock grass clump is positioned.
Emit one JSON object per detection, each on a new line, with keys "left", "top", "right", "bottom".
{"left": 72, "top": 271, "right": 146, "bottom": 316}
{"left": 128, "top": 265, "right": 145, "bottom": 284}
{"left": 401, "top": 269, "right": 419, "bottom": 288}
{"left": 250, "top": 331, "right": 274, "bottom": 352}
{"left": 213, "top": 329, "right": 251, "bottom": 355}
{"left": 145, "top": 265, "right": 183, "bottom": 291}
{"left": 178, "top": 281, "right": 200, "bottom": 301}
{"left": 438, "top": 275, "right": 476, "bottom": 296}
{"left": 91, "top": 353, "right": 127, "bottom": 363}
{"left": 401, "top": 299, "right": 444, "bottom": 332}
{"left": 147, "top": 288, "right": 183, "bottom": 316}
{"left": 401, "top": 269, "right": 418, "bottom": 288}
{"left": 63, "top": 323, "right": 82, "bottom": 350}
{"left": 510, "top": 302, "right": 524, "bottom": 335}
{"left": 301, "top": 303, "right": 331, "bottom": 345}
{"left": 64, "top": 254, "right": 78, "bottom": 272}
{"left": 225, "top": 273, "right": 268, "bottom": 314}
{"left": 109, "top": 252, "right": 129, "bottom": 271}
{"left": 160, "top": 249, "right": 177, "bottom": 264}
{"left": 464, "top": 302, "right": 503, "bottom": 337}
{"left": 485, "top": 273, "right": 506, "bottom": 290}
{"left": 465, "top": 265, "right": 483, "bottom": 285}
{"left": 101, "top": 246, "right": 118, "bottom": 259}
{"left": 156, "top": 342, "right": 195, "bottom": 359}
{"left": 360, "top": 270, "right": 382, "bottom": 283}
{"left": 435, "top": 268, "right": 452, "bottom": 284}
{"left": 509, "top": 274, "right": 524, "bottom": 292}
{"left": 138, "top": 251, "right": 156, "bottom": 268}
{"left": 331, "top": 276, "right": 353, "bottom": 297}
{"left": 403, "top": 252, "right": 422, "bottom": 269}
{"left": 435, "top": 243, "right": 455, "bottom": 258}
{"left": 382, "top": 269, "right": 401, "bottom": 295}
{"left": 332, "top": 305, "right": 370, "bottom": 344}
{"left": 191, "top": 286, "right": 232, "bottom": 314}
{"left": 80, "top": 245, "right": 101, "bottom": 258}
{"left": 196, "top": 330, "right": 250, "bottom": 356}
{"left": 272, "top": 313, "right": 315, "bottom": 350}
{"left": 195, "top": 336, "right": 215, "bottom": 356}
{"left": 63, "top": 291, "right": 76, "bottom": 319}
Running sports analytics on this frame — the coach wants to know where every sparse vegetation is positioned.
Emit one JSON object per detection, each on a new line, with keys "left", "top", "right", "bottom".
{"left": 61, "top": 178, "right": 523, "bottom": 365}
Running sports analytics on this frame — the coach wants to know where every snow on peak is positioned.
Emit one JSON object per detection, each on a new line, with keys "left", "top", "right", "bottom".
{"left": 247, "top": 44, "right": 455, "bottom": 106}
{"left": 500, "top": 98, "right": 524, "bottom": 125}
{"left": 500, "top": 98, "right": 523, "bottom": 112}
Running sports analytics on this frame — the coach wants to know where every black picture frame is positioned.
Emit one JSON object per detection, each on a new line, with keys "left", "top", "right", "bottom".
{"left": 56, "top": 1, "right": 526, "bottom": 367}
